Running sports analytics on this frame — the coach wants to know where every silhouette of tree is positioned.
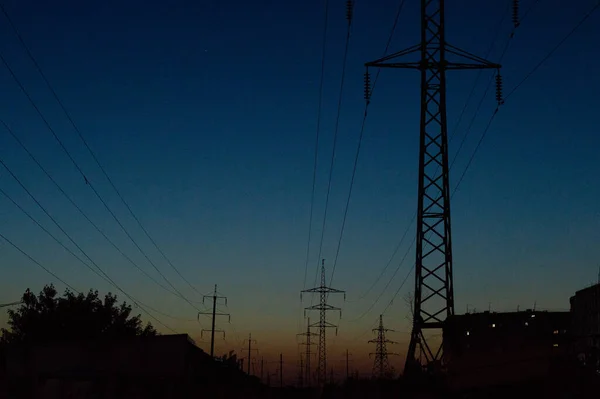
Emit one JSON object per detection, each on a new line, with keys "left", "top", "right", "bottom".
{"left": 0, "top": 284, "right": 156, "bottom": 344}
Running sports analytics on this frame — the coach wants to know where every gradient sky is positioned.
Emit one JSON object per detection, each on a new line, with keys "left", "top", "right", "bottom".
{"left": 0, "top": 0, "right": 599, "bottom": 379}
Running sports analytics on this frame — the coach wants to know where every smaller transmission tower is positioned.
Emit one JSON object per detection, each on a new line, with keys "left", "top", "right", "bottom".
{"left": 298, "top": 356, "right": 304, "bottom": 387}
{"left": 301, "top": 259, "right": 345, "bottom": 385}
{"left": 369, "top": 315, "right": 399, "bottom": 379}
{"left": 241, "top": 334, "right": 258, "bottom": 375}
{"left": 344, "top": 349, "right": 353, "bottom": 381}
{"left": 198, "top": 284, "right": 230, "bottom": 357}
{"left": 297, "top": 317, "right": 318, "bottom": 386}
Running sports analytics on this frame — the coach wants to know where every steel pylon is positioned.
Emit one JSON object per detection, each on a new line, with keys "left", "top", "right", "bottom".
{"left": 301, "top": 259, "right": 345, "bottom": 385}
{"left": 365, "top": 0, "right": 501, "bottom": 375}
{"left": 369, "top": 315, "right": 399, "bottom": 379}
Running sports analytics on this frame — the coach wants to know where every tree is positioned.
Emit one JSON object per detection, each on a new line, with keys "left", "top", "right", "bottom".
{"left": 1, "top": 284, "right": 156, "bottom": 344}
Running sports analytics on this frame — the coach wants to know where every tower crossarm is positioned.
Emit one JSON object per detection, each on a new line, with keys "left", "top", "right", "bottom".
{"left": 365, "top": 43, "right": 500, "bottom": 71}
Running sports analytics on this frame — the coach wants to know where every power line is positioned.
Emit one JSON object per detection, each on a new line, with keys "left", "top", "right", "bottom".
{"left": 505, "top": 1, "right": 600, "bottom": 101}
{"left": 1, "top": 183, "right": 195, "bottom": 331}
{"left": 0, "top": 2, "right": 205, "bottom": 298}
{"left": 0, "top": 222, "right": 177, "bottom": 331}
{"left": 0, "top": 47, "right": 201, "bottom": 313}
{"left": 301, "top": 0, "right": 331, "bottom": 326}
{"left": 355, "top": 214, "right": 415, "bottom": 301}
{"left": 0, "top": 301, "right": 22, "bottom": 308}
{"left": 0, "top": 159, "right": 177, "bottom": 332}
{"left": 0, "top": 119, "right": 185, "bottom": 300}
{"left": 347, "top": 235, "right": 415, "bottom": 322}
{"left": 456, "top": 0, "right": 600, "bottom": 191}
{"left": 0, "top": 232, "right": 78, "bottom": 293}
{"left": 328, "top": 0, "right": 407, "bottom": 289}
{"left": 312, "top": 0, "right": 356, "bottom": 293}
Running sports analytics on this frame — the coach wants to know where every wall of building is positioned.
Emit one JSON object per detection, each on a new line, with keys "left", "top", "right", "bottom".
{"left": 443, "top": 310, "right": 571, "bottom": 391}
{"left": 570, "top": 282, "right": 600, "bottom": 369}
{"left": 0, "top": 334, "right": 262, "bottom": 399}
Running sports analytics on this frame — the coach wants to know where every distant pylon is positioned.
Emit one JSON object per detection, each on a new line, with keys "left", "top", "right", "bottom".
{"left": 298, "top": 356, "right": 304, "bottom": 387}
{"left": 297, "top": 317, "right": 318, "bottom": 386}
{"left": 369, "top": 315, "right": 399, "bottom": 379}
{"left": 301, "top": 259, "right": 345, "bottom": 385}
{"left": 198, "top": 284, "right": 230, "bottom": 357}
{"left": 241, "top": 334, "right": 258, "bottom": 375}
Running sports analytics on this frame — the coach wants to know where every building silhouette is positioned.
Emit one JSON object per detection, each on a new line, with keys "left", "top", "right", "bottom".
{"left": 0, "top": 334, "right": 263, "bottom": 398}
{"left": 443, "top": 310, "right": 570, "bottom": 391}
{"left": 571, "top": 282, "right": 600, "bottom": 371}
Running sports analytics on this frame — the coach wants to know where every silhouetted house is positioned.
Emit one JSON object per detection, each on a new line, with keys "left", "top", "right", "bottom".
{"left": 571, "top": 282, "right": 600, "bottom": 370}
{"left": 443, "top": 310, "right": 571, "bottom": 391}
{"left": 0, "top": 334, "right": 263, "bottom": 399}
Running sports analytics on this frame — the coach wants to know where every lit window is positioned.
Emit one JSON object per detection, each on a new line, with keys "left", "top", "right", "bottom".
{"left": 553, "top": 330, "right": 559, "bottom": 335}
{"left": 531, "top": 314, "right": 536, "bottom": 318}
{"left": 525, "top": 322, "right": 529, "bottom": 326}
{"left": 492, "top": 324, "right": 496, "bottom": 328}
{"left": 466, "top": 331, "right": 470, "bottom": 336}
{"left": 553, "top": 344, "right": 559, "bottom": 347}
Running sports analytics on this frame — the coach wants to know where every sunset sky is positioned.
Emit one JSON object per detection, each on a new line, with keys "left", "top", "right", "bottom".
{"left": 0, "top": 0, "right": 599, "bottom": 380}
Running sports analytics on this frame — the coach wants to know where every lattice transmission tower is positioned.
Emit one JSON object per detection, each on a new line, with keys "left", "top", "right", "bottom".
{"left": 301, "top": 259, "right": 345, "bottom": 385}
{"left": 365, "top": 0, "right": 502, "bottom": 375}
{"left": 297, "top": 317, "right": 318, "bottom": 386}
{"left": 369, "top": 315, "right": 399, "bottom": 379}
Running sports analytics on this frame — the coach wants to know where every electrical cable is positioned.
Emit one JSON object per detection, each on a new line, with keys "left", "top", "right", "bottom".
{"left": 0, "top": 48, "right": 202, "bottom": 313}
{"left": 312, "top": 0, "right": 356, "bottom": 294}
{"left": 0, "top": 2, "right": 206, "bottom": 298}
{"left": 0, "top": 159, "right": 177, "bottom": 332}
{"left": 0, "top": 120, "right": 187, "bottom": 300}
{"left": 504, "top": 1, "right": 600, "bottom": 101}
{"left": 0, "top": 301, "right": 22, "bottom": 308}
{"left": 327, "top": 0, "right": 407, "bottom": 291}
{"left": 0, "top": 231, "right": 79, "bottom": 293}
{"left": 302, "top": 0, "right": 330, "bottom": 293}
{"left": 457, "top": 0, "right": 600, "bottom": 190}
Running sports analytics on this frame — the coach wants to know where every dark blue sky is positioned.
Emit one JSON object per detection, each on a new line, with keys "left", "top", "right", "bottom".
{"left": 0, "top": 0, "right": 599, "bottom": 366}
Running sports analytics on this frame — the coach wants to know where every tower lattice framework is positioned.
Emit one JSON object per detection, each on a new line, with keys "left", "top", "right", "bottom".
{"left": 365, "top": 0, "right": 501, "bottom": 374}
{"left": 301, "top": 259, "right": 345, "bottom": 385}
{"left": 369, "top": 315, "right": 398, "bottom": 379}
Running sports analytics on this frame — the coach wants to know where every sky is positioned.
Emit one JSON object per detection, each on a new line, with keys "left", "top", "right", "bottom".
{"left": 0, "top": 0, "right": 599, "bottom": 380}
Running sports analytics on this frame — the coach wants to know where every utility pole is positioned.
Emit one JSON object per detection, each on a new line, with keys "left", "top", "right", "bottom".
{"left": 279, "top": 353, "right": 284, "bottom": 388}
{"left": 241, "top": 334, "right": 258, "bottom": 375}
{"left": 261, "top": 356, "right": 264, "bottom": 382}
{"left": 0, "top": 301, "right": 21, "bottom": 308}
{"left": 298, "top": 356, "right": 304, "bottom": 387}
{"left": 198, "top": 285, "right": 230, "bottom": 357}
{"left": 301, "top": 259, "right": 345, "bottom": 385}
{"left": 297, "top": 317, "right": 318, "bottom": 387}
{"left": 364, "top": 0, "right": 502, "bottom": 375}
{"left": 369, "top": 315, "right": 399, "bottom": 379}
{"left": 345, "top": 349, "right": 352, "bottom": 381}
